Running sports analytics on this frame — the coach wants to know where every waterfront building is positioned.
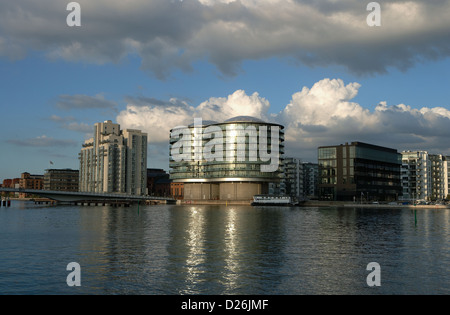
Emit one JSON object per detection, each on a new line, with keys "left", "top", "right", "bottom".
{"left": 79, "top": 120, "right": 147, "bottom": 195}
{"left": 302, "top": 162, "right": 319, "bottom": 199}
{"left": 447, "top": 156, "right": 450, "bottom": 199}
{"left": 401, "top": 151, "right": 431, "bottom": 201}
{"left": 19, "top": 172, "right": 44, "bottom": 198}
{"left": 147, "top": 168, "right": 171, "bottom": 197}
{"left": 170, "top": 182, "right": 184, "bottom": 200}
{"left": 1, "top": 178, "right": 20, "bottom": 197}
{"left": 318, "top": 142, "right": 402, "bottom": 201}
{"left": 169, "top": 116, "right": 284, "bottom": 201}
{"left": 281, "top": 157, "right": 303, "bottom": 200}
{"left": 429, "top": 154, "right": 448, "bottom": 200}
{"left": 44, "top": 169, "right": 79, "bottom": 192}
{"left": 401, "top": 151, "right": 448, "bottom": 201}
{"left": 2, "top": 179, "right": 12, "bottom": 188}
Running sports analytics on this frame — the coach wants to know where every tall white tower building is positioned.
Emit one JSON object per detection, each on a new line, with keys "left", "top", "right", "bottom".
{"left": 79, "top": 120, "right": 147, "bottom": 195}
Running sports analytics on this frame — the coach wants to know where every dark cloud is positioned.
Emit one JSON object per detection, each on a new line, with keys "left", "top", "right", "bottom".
{"left": 1, "top": 0, "right": 450, "bottom": 78}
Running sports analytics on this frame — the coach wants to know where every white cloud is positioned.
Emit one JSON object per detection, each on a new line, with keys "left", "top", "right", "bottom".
{"left": 278, "top": 78, "right": 450, "bottom": 161}
{"left": 116, "top": 98, "right": 195, "bottom": 143}
{"left": 196, "top": 90, "right": 270, "bottom": 121}
{"left": 118, "top": 78, "right": 450, "bottom": 166}
{"left": 116, "top": 89, "right": 270, "bottom": 143}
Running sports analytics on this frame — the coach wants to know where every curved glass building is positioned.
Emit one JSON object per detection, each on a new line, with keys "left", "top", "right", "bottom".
{"left": 169, "top": 116, "right": 284, "bottom": 200}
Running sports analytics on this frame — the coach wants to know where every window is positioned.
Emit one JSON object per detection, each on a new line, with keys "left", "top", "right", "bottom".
{"left": 319, "top": 147, "right": 337, "bottom": 159}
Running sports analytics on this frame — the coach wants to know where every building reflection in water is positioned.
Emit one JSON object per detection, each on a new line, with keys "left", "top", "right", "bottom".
{"left": 166, "top": 205, "right": 286, "bottom": 294}
{"left": 223, "top": 207, "right": 239, "bottom": 292}
{"left": 184, "top": 207, "right": 206, "bottom": 293}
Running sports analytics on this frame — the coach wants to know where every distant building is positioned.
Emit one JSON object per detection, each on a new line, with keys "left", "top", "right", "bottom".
{"left": 2, "top": 179, "right": 13, "bottom": 188}
{"left": 19, "top": 172, "right": 44, "bottom": 198}
{"left": 79, "top": 120, "right": 147, "bottom": 195}
{"left": 401, "top": 151, "right": 448, "bottom": 201}
{"left": 429, "top": 154, "right": 448, "bottom": 200}
{"left": 401, "top": 151, "right": 431, "bottom": 201}
{"left": 147, "top": 168, "right": 171, "bottom": 197}
{"left": 447, "top": 156, "right": 450, "bottom": 199}
{"left": 44, "top": 169, "right": 79, "bottom": 192}
{"left": 302, "top": 162, "right": 318, "bottom": 199}
{"left": 171, "top": 182, "right": 184, "bottom": 200}
{"left": 318, "top": 142, "right": 402, "bottom": 201}
{"left": 281, "top": 157, "right": 303, "bottom": 200}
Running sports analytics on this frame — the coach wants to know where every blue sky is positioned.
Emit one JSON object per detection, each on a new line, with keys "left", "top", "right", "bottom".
{"left": 1, "top": 0, "right": 450, "bottom": 180}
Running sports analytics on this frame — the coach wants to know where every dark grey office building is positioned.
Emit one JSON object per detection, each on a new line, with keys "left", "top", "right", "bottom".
{"left": 318, "top": 142, "right": 402, "bottom": 201}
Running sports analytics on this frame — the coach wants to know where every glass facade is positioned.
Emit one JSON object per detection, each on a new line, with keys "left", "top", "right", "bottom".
{"left": 318, "top": 142, "right": 402, "bottom": 201}
{"left": 169, "top": 116, "right": 284, "bottom": 183}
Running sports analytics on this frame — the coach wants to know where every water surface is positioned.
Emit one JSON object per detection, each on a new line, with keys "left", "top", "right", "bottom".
{"left": 0, "top": 201, "right": 449, "bottom": 294}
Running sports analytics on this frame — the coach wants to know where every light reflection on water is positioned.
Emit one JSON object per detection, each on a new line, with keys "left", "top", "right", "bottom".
{"left": 0, "top": 201, "right": 449, "bottom": 294}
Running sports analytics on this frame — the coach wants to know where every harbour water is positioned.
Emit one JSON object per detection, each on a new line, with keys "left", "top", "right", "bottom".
{"left": 0, "top": 201, "right": 449, "bottom": 295}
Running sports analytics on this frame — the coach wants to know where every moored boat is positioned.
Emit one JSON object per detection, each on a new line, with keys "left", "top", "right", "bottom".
{"left": 251, "top": 194, "right": 292, "bottom": 206}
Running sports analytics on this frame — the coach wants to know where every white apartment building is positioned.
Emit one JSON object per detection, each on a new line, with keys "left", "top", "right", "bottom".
{"left": 429, "top": 154, "right": 448, "bottom": 200}
{"left": 401, "top": 151, "right": 430, "bottom": 201}
{"left": 401, "top": 151, "right": 448, "bottom": 201}
{"left": 448, "top": 156, "right": 450, "bottom": 199}
{"left": 79, "top": 120, "right": 147, "bottom": 195}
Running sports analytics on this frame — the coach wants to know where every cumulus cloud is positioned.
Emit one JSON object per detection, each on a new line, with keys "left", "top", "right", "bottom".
{"left": 196, "top": 90, "right": 270, "bottom": 121}
{"left": 117, "top": 78, "right": 450, "bottom": 166}
{"left": 1, "top": 0, "right": 450, "bottom": 78}
{"left": 278, "top": 78, "right": 450, "bottom": 161}
{"left": 117, "top": 89, "right": 270, "bottom": 143}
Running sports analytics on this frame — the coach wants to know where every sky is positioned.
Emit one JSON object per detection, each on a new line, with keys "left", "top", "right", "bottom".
{"left": 1, "top": 0, "right": 450, "bottom": 180}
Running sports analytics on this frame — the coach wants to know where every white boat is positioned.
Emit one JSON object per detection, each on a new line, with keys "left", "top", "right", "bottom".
{"left": 251, "top": 195, "right": 292, "bottom": 206}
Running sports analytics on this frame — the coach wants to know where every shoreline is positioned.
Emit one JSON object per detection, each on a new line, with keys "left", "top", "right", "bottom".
{"left": 4, "top": 198, "right": 449, "bottom": 209}
{"left": 301, "top": 200, "right": 449, "bottom": 209}
{"left": 176, "top": 199, "right": 449, "bottom": 209}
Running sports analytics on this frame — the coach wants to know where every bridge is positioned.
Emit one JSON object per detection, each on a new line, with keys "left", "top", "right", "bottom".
{"left": 0, "top": 187, "right": 175, "bottom": 204}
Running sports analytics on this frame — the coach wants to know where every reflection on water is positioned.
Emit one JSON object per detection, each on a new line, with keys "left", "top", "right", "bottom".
{"left": 0, "top": 201, "right": 449, "bottom": 294}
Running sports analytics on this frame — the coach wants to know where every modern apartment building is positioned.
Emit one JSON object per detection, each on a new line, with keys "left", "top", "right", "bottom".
{"left": 79, "top": 120, "right": 147, "bottom": 195}
{"left": 302, "top": 162, "right": 319, "bottom": 199}
{"left": 401, "top": 151, "right": 448, "bottom": 201}
{"left": 429, "top": 154, "right": 448, "bottom": 200}
{"left": 281, "top": 157, "right": 303, "bottom": 200}
{"left": 401, "top": 151, "right": 431, "bottom": 201}
{"left": 169, "top": 116, "right": 284, "bottom": 201}
{"left": 447, "top": 156, "right": 450, "bottom": 199}
{"left": 318, "top": 142, "right": 402, "bottom": 201}
{"left": 280, "top": 159, "right": 318, "bottom": 200}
